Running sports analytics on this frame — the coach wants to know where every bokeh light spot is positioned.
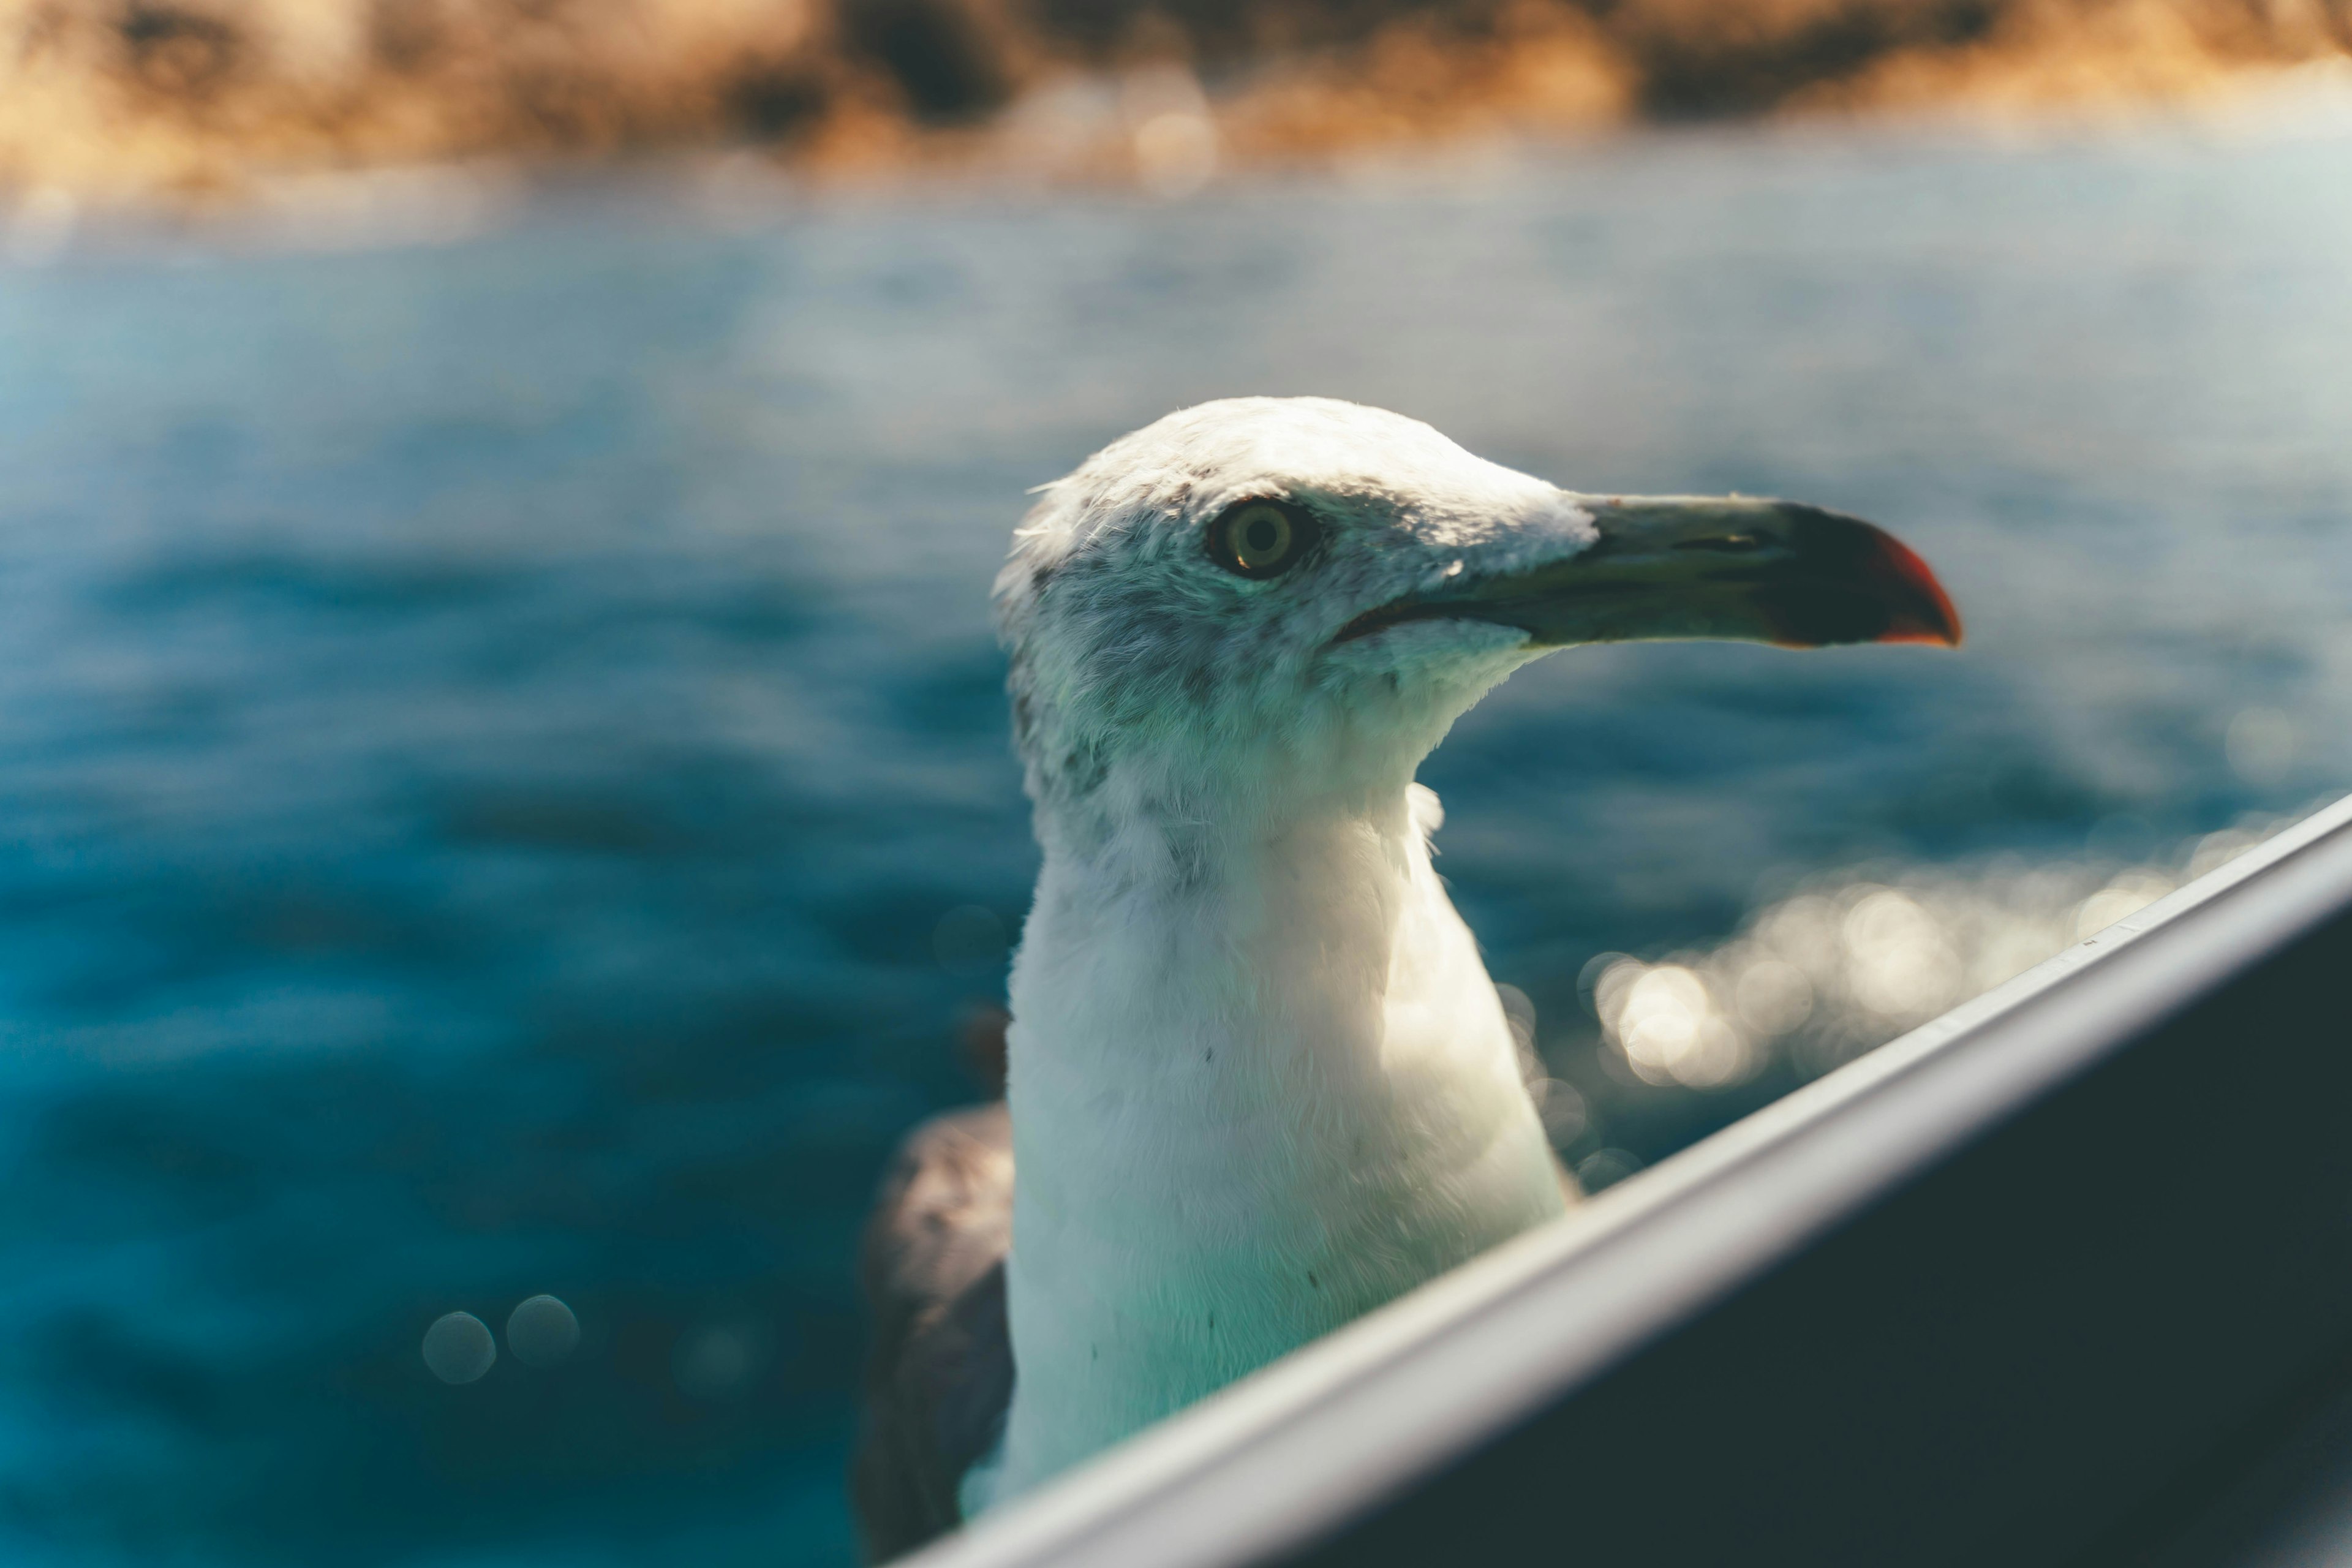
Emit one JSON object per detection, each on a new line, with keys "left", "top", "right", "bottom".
{"left": 422, "top": 1311, "right": 496, "bottom": 1385}
{"left": 506, "top": 1295, "right": 579, "bottom": 1369}
{"left": 1734, "top": 957, "right": 1814, "bottom": 1036}
{"left": 1843, "top": 890, "right": 1961, "bottom": 1017}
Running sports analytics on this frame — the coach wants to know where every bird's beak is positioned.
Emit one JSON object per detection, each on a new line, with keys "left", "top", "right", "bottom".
{"left": 1336, "top": 497, "right": 1962, "bottom": 650}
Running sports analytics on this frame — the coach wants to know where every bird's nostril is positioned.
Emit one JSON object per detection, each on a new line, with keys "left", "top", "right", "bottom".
{"left": 1675, "top": 533, "right": 1766, "bottom": 553}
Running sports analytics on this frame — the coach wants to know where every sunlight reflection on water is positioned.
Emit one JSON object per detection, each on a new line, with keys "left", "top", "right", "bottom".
{"left": 1584, "top": 814, "right": 2297, "bottom": 1091}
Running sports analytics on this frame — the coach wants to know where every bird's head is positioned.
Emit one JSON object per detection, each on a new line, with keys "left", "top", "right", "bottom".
{"left": 996, "top": 397, "right": 1958, "bottom": 843}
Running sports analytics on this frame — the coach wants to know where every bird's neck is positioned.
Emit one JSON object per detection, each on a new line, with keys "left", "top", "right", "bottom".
{"left": 982, "top": 777, "right": 1567, "bottom": 1505}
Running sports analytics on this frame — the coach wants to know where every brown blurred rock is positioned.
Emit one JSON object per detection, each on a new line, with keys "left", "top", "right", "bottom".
{"left": 2, "top": 0, "right": 2344, "bottom": 199}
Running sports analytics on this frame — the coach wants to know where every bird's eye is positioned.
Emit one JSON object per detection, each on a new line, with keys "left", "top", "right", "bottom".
{"left": 1209, "top": 500, "right": 1318, "bottom": 579}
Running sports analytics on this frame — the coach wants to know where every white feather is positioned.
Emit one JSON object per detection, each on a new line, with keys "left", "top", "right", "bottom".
{"left": 973, "top": 398, "right": 1586, "bottom": 1507}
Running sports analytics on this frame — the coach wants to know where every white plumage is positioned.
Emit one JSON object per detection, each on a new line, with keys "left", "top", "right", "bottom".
{"left": 980, "top": 399, "right": 1586, "bottom": 1506}
{"left": 854, "top": 396, "right": 1959, "bottom": 1560}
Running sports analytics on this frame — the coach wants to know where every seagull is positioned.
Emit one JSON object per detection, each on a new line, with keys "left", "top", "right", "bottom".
{"left": 853, "top": 397, "right": 1960, "bottom": 1559}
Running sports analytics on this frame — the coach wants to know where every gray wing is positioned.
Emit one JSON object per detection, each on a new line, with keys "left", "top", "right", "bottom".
{"left": 853, "top": 1100, "right": 1014, "bottom": 1563}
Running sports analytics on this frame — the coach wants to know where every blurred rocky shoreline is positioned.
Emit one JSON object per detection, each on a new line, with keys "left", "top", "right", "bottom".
{"left": 4, "top": 0, "right": 2350, "bottom": 202}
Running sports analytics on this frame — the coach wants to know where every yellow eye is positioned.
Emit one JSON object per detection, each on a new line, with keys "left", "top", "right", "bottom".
{"left": 1210, "top": 500, "right": 1318, "bottom": 579}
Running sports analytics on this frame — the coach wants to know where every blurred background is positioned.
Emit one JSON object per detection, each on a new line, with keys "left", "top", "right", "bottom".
{"left": 3, "top": 2, "right": 2351, "bottom": 1564}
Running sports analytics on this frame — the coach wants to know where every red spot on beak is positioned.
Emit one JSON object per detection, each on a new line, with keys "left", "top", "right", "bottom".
{"left": 1867, "top": 531, "right": 1964, "bottom": 647}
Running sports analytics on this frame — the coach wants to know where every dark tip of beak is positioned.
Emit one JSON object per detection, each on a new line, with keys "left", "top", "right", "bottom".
{"left": 1765, "top": 513, "right": 1963, "bottom": 650}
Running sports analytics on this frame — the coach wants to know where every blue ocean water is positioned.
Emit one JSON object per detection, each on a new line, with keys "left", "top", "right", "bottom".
{"left": 2, "top": 122, "right": 2348, "bottom": 1564}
